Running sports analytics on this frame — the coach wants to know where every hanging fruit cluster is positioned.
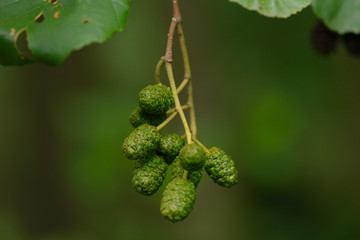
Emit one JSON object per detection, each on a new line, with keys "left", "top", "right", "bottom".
{"left": 122, "top": 81, "right": 238, "bottom": 222}
{"left": 122, "top": 0, "right": 239, "bottom": 222}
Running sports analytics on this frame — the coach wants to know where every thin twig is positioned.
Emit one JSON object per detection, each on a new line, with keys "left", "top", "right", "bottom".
{"left": 164, "top": 0, "right": 191, "bottom": 179}
{"left": 165, "top": 62, "right": 192, "bottom": 144}
{"left": 166, "top": 104, "right": 190, "bottom": 114}
{"left": 176, "top": 77, "right": 190, "bottom": 94}
{"left": 155, "top": 57, "right": 165, "bottom": 83}
{"left": 157, "top": 111, "right": 178, "bottom": 131}
{"left": 177, "top": 24, "right": 191, "bottom": 79}
{"left": 164, "top": 0, "right": 182, "bottom": 62}
{"left": 192, "top": 137, "right": 209, "bottom": 153}
{"left": 177, "top": 23, "right": 197, "bottom": 138}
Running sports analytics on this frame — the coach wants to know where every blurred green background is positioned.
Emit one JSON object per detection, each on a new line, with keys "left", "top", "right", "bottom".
{"left": 1, "top": 1, "right": 360, "bottom": 240}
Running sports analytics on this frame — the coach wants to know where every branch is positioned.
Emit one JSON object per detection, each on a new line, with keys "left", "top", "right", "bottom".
{"left": 157, "top": 111, "right": 178, "bottom": 131}
{"left": 165, "top": 62, "right": 192, "bottom": 144}
{"left": 158, "top": 104, "right": 190, "bottom": 131}
{"left": 163, "top": 0, "right": 191, "bottom": 179}
{"left": 177, "top": 23, "right": 197, "bottom": 138}
{"left": 176, "top": 77, "right": 190, "bottom": 94}
{"left": 155, "top": 57, "right": 165, "bottom": 84}
{"left": 167, "top": 104, "right": 190, "bottom": 114}
{"left": 164, "top": 0, "right": 182, "bottom": 62}
{"left": 192, "top": 137, "right": 209, "bottom": 153}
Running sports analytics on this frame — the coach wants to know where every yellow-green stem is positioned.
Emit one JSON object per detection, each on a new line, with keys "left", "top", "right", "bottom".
{"left": 166, "top": 104, "right": 190, "bottom": 114}
{"left": 177, "top": 23, "right": 197, "bottom": 138}
{"left": 176, "top": 77, "right": 190, "bottom": 94}
{"left": 157, "top": 111, "right": 178, "bottom": 131}
{"left": 165, "top": 62, "right": 192, "bottom": 145}
{"left": 164, "top": 0, "right": 190, "bottom": 179}
{"left": 192, "top": 137, "right": 209, "bottom": 153}
{"left": 155, "top": 57, "right": 165, "bottom": 84}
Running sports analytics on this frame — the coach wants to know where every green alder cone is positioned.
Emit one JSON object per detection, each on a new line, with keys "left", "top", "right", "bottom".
{"left": 179, "top": 143, "right": 206, "bottom": 171}
{"left": 132, "top": 154, "right": 168, "bottom": 195}
{"left": 157, "top": 134, "right": 185, "bottom": 164}
{"left": 171, "top": 157, "right": 202, "bottom": 187}
{"left": 138, "top": 83, "right": 174, "bottom": 114}
{"left": 129, "top": 106, "right": 167, "bottom": 128}
{"left": 205, "top": 147, "right": 238, "bottom": 188}
{"left": 160, "top": 178, "right": 196, "bottom": 222}
{"left": 122, "top": 124, "right": 161, "bottom": 160}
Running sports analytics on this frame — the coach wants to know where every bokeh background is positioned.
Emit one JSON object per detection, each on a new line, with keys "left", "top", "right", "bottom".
{"left": 1, "top": 1, "right": 360, "bottom": 239}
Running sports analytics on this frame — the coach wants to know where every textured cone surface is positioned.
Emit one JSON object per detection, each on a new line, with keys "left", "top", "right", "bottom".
{"left": 138, "top": 83, "right": 174, "bottom": 114}
{"left": 132, "top": 154, "right": 168, "bottom": 195}
{"left": 179, "top": 143, "right": 206, "bottom": 171}
{"left": 343, "top": 33, "right": 360, "bottom": 58}
{"left": 205, "top": 147, "right": 238, "bottom": 188}
{"left": 129, "top": 107, "right": 167, "bottom": 128}
{"left": 171, "top": 157, "right": 202, "bottom": 187}
{"left": 122, "top": 124, "right": 161, "bottom": 160}
{"left": 311, "top": 20, "right": 338, "bottom": 56}
{"left": 157, "top": 134, "right": 185, "bottom": 164}
{"left": 160, "top": 178, "right": 196, "bottom": 222}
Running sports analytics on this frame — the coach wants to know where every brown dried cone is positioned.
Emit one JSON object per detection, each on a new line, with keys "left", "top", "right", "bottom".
{"left": 311, "top": 20, "right": 339, "bottom": 56}
{"left": 132, "top": 154, "right": 168, "bottom": 195}
{"left": 160, "top": 178, "right": 196, "bottom": 222}
{"left": 343, "top": 33, "right": 360, "bottom": 58}
{"left": 205, "top": 147, "right": 238, "bottom": 188}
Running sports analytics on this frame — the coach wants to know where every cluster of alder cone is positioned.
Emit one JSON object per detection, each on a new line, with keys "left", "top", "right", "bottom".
{"left": 122, "top": 83, "right": 238, "bottom": 222}
{"left": 311, "top": 20, "right": 360, "bottom": 58}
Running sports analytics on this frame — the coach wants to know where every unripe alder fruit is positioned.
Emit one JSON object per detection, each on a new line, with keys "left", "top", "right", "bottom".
{"left": 172, "top": 157, "right": 202, "bottom": 187}
{"left": 157, "top": 134, "right": 185, "bottom": 164}
{"left": 138, "top": 83, "right": 174, "bottom": 114}
{"left": 179, "top": 143, "right": 206, "bottom": 171}
{"left": 160, "top": 178, "right": 196, "bottom": 222}
{"left": 132, "top": 154, "right": 168, "bottom": 195}
{"left": 205, "top": 147, "right": 238, "bottom": 188}
{"left": 129, "top": 106, "right": 167, "bottom": 128}
{"left": 122, "top": 124, "right": 161, "bottom": 160}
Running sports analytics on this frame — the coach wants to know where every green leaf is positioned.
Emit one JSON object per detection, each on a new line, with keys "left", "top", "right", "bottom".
{"left": 0, "top": 0, "right": 130, "bottom": 66}
{"left": 312, "top": 0, "right": 360, "bottom": 34}
{"left": 229, "top": 0, "right": 311, "bottom": 18}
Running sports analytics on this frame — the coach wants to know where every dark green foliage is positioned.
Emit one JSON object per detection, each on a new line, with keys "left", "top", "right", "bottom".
{"left": 160, "top": 178, "right": 196, "bottom": 222}
{"left": 157, "top": 134, "right": 185, "bottom": 164}
{"left": 129, "top": 106, "right": 167, "bottom": 128}
{"left": 179, "top": 143, "right": 206, "bottom": 171}
{"left": 205, "top": 147, "right": 238, "bottom": 188}
{"left": 132, "top": 154, "right": 168, "bottom": 195}
{"left": 172, "top": 157, "right": 202, "bottom": 187}
{"left": 122, "top": 124, "right": 161, "bottom": 160}
{"left": 0, "top": 0, "right": 131, "bottom": 66}
{"left": 138, "top": 83, "right": 174, "bottom": 114}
